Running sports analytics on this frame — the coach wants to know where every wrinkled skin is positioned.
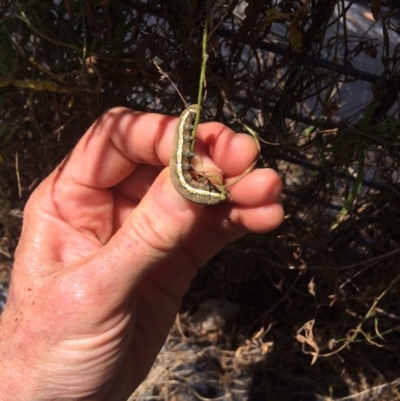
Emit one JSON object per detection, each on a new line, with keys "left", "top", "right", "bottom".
{"left": 0, "top": 108, "right": 283, "bottom": 401}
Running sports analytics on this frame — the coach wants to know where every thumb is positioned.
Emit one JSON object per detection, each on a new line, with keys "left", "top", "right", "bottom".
{"left": 92, "top": 168, "right": 204, "bottom": 297}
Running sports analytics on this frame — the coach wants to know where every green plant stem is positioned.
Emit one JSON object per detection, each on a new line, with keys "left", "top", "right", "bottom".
{"left": 190, "top": 9, "right": 209, "bottom": 152}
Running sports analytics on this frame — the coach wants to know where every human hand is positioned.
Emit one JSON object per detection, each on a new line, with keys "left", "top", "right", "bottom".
{"left": 0, "top": 107, "right": 283, "bottom": 401}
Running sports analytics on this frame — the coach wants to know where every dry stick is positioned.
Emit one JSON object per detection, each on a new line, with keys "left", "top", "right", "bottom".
{"left": 152, "top": 61, "right": 188, "bottom": 108}
{"left": 15, "top": 151, "right": 22, "bottom": 198}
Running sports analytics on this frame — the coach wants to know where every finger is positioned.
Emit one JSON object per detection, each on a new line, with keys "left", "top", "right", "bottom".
{"left": 180, "top": 171, "right": 284, "bottom": 265}
{"left": 179, "top": 200, "right": 284, "bottom": 268}
{"left": 109, "top": 167, "right": 281, "bottom": 285}
{"left": 137, "top": 168, "right": 284, "bottom": 271}
{"left": 192, "top": 124, "right": 259, "bottom": 178}
{"left": 58, "top": 108, "right": 258, "bottom": 190}
{"left": 226, "top": 168, "right": 283, "bottom": 206}
{"left": 59, "top": 107, "right": 174, "bottom": 189}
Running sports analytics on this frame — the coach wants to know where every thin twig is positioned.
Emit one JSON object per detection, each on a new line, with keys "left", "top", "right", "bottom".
{"left": 152, "top": 61, "right": 187, "bottom": 107}
{"left": 321, "top": 272, "right": 400, "bottom": 358}
{"left": 15, "top": 151, "right": 22, "bottom": 198}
